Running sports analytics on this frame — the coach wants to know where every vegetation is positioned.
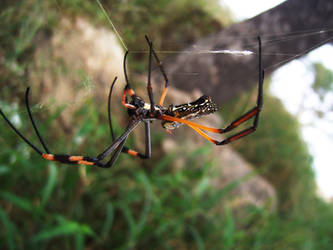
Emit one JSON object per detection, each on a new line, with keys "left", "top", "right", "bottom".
{"left": 1, "top": 0, "right": 333, "bottom": 249}
{"left": 223, "top": 89, "right": 316, "bottom": 214}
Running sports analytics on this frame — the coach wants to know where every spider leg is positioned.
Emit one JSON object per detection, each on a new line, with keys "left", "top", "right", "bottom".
{"left": 0, "top": 102, "right": 44, "bottom": 155}
{"left": 25, "top": 87, "right": 50, "bottom": 153}
{"left": 121, "top": 121, "right": 151, "bottom": 159}
{"left": 146, "top": 36, "right": 156, "bottom": 113}
{"left": 97, "top": 117, "right": 141, "bottom": 161}
{"left": 123, "top": 51, "right": 136, "bottom": 96}
{"left": 145, "top": 35, "right": 169, "bottom": 106}
{"left": 41, "top": 135, "right": 128, "bottom": 167}
{"left": 160, "top": 83, "right": 262, "bottom": 145}
{"left": 24, "top": 87, "right": 105, "bottom": 165}
{"left": 159, "top": 36, "right": 265, "bottom": 146}
{"left": 107, "top": 79, "right": 151, "bottom": 159}
{"left": 122, "top": 52, "right": 137, "bottom": 110}
{"left": 108, "top": 77, "right": 118, "bottom": 141}
{"left": 0, "top": 86, "right": 52, "bottom": 155}
{"left": 0, "top": 86, "right": 130, "bottom": 167}
{"left": 186, "top": 123, "right": 257, "bottom": 145}
{"left": 41, "top": 122, "right": 136, "bottom": 167}
{"left": 98, "top": 136, "right": 128, "bottom": 168}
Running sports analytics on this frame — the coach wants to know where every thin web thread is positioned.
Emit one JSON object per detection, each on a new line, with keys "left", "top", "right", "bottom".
{"left": 95, "top": 0, "right": 128, "bottom": 51}
{"left": 130, "top": 49, "right": 254, "bottom": 55}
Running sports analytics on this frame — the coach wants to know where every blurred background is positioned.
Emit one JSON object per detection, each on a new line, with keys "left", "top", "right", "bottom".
{"left": 1, "top": 0, "right": 333, "bottom": 249}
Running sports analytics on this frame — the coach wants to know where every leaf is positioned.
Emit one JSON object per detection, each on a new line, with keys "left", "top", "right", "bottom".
{"left": 101, "top": 202, "right": 114, "bottom": 239}
{"left": 223, "top": 206, "right": 235, "bottom": 249}
{"left": 312, "top": 62, "right": 333, "bottom": 100}
{"left": 0, "top": 165, "right": 10, "bottom": 175}
{"left": 0, "top": 191, "right": 34, "bottom": 212}
{"left": 0, "top": 207, "right": 17, "bottom": 250}
{"left": 188, "top": 225, "right": 205, "bottom": 250}
{"left": 32, "top": 220, "right": 94, "bottom": 242}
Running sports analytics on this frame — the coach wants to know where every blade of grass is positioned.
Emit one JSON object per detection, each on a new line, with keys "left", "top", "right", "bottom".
{"left": 188, "top": 225, "right": 205, "bottom": 250}
{"left": 0, "top": 191, "right": 34, "bottom": 212}
{"left": 223, "top": 206, "right": 235, "bottom": 250}
{"left": 32, "top": 219, "right": 94, "bottom": 242}
{"left": 41, "top": 163, "right": 58, "bottom": 207}
{"left": 101, "top": 202, "right": 114, "bottom": 239}
{"left": 0, "top": 206, "right": 17, "bottom": 250}
{"left": 136, "top": 172, "right": 152, "bottom": 233}
{"left": 75, "top": 233, "right": 84, "bottom": 250}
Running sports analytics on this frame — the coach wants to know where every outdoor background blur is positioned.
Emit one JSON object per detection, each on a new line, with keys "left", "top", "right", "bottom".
{"left": 1, "top": 0, "right": 333, "bottom": 249}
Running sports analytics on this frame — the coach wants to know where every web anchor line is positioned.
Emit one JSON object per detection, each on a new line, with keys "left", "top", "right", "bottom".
{"left": 95, "top": 0, "right": 128, "bottom": 51}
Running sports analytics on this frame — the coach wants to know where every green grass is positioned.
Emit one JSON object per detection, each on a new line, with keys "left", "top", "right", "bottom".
{"left": 2, "top": 81, "right": 333, "bottom": 250}
{"left": 0, "top": 99, "right": 242, "bottom": 249}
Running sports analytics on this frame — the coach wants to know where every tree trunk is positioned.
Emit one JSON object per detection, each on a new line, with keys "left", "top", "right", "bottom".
{"left": 154, "top": 0, "right": 333, "bottom": 105}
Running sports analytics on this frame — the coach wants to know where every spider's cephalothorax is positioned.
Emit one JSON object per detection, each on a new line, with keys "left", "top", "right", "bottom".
{"left": 0, "top": 35, "right": 264, "bottom": 168}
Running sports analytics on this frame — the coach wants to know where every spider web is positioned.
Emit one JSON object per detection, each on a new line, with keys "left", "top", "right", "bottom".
{"left": 95, "top": 0, "right": 333, "bottom": 74}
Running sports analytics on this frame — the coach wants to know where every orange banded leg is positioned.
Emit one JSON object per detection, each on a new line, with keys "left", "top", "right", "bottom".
{"left": 40, "top": 131, "right": 129, "bottom": 168}
{"left": 222, "top": 107, "right": 259, "bottom": 133}
{"left": 42, "top": 154, "right": 102, "bottom": 166}
{"left": 187, "top": 124, "right": 219, "bottom": 144}
{"left": 186, "top": 36, "right": 264, "bottom": 145}
{"left": 122, "top": 89, "right": 136, "bottom": 109}
{"left": 160, "top": 114, "right": 223, "bottom": 133}
{"left": 160, "top": 103, "right": 261, "bottom": 146}
{"left": 41, "top": 133, "right": 129, "bottom": 168}
{"left": 151, "top": 45, "right": 169, "bottom": 106}
{"left": 159, "top": 87, "right": 168, "bottom": 107}
{"left": 187, "top": 124, "right": 256, "bottom": 145}
{"left": 158, "top": 33, "right": 264, "bottom": 146}
{"left": 1, "top": 83, "right": 135, "bottom": 168}
{"left": 144, "top": 35, "right": 169, "bottom": 106}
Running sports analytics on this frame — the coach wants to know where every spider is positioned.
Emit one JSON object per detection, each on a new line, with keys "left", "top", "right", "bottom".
{"left": 0, "top": 35, "right": 264, "bottom": 168}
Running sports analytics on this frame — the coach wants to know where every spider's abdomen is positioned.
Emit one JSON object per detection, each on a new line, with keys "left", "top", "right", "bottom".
{"left": 162, "top": 95, "right": 218, "bottom": 129}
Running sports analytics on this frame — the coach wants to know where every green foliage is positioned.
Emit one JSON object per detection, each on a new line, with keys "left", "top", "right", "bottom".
{"left": 223, "top": 85, "right": 315, "bottom": 214}
{"left": 0, "top": 97, "right": 244, "bottom": 249}
{"left": 235, "top": 200, "right": 333, "bottom": 249}
{"left": 0, "top": 0, "right": 226, "bottom": 95}
{"left": 312, "top": 62, "right": 333, "bottom": 101}
{"left": 2, "top": 89, "right": 333, "bottom": 249}
{"left": 50, "top": 0, "right": 226, "bottom": 53}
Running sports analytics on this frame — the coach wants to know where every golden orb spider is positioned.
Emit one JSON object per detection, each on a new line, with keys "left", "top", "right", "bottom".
{"left": 0, "top": 36, "right": 264, "bottom": 168}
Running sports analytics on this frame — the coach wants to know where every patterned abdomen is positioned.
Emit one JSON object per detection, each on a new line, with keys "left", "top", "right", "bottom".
{"left": 162, "top": 95, "right": 218, "bottom": 129}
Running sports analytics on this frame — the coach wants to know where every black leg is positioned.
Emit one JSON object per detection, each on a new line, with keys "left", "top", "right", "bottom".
{"left": 0, "top": 85, "right": 137, "bottom": 168}
{"left": 97, "top": 118, "right": 141, "bottom": 161}
{"left": 144, "top": 35, "right": 169, "bottom": 106}
{"left": 98, "top": 136, "right": 128, "bottom": 168}
{"left": 0, "top": 104, "right": 43, "bottom": 155}
{"left": 25, "top": 87, "right": 50, "bottom": 153}
{"left": 108, "top": 77, "right": 118, "bottom": 141}
{"left": 145, "top": 36, "right": 155, "bottom": 113}
{"left": 123, "top": 51, "right": 131, "bottom": 90}
{"left": 143, "top": 121, "right": 151, "bottom": 158}
{"left": 121, "top": 121, "right": 151, "bottom": 159}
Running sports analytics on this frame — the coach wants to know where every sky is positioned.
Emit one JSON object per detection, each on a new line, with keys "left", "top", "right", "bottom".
{"left": 221, "top": 0, "right": 333, "bottom": 198}
{"left": 221, "top": 0, "right": 285, "bottom": 20}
